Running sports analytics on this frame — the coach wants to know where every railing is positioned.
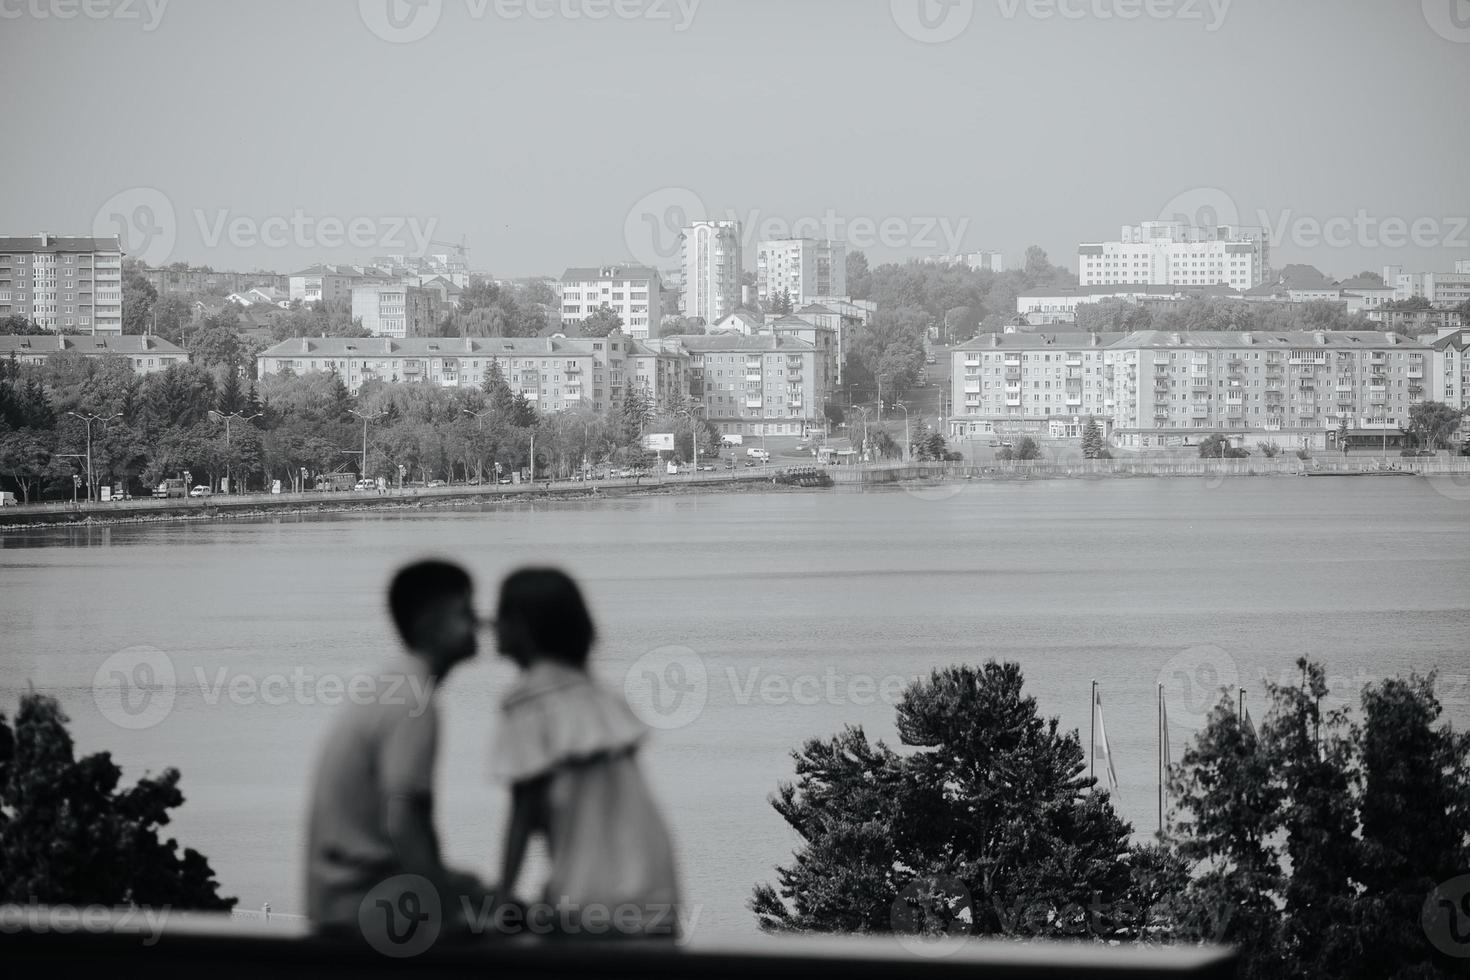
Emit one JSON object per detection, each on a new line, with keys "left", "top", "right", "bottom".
{"left": 1, "top": 908, "right": 1235, "bottom": 979}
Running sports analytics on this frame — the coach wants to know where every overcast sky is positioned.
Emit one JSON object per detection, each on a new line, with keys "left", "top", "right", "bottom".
{"left": 3, "top": 0, "right": 1467, "bottom": 280}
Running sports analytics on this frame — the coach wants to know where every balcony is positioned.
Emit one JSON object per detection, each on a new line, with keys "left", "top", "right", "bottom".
{"left": 745, "top": 397, "right": 764, "bottom": 408}
{"left": 1065, "top": 395, "right": 1082, "bottom": 406}
{"left": 1190, "top": 403, "right": 1210, "bottom": 416}
{"left": 964, "top": 382, "right": 981, "bottom": 394}
{"left": 1004, "top": 369, "right": 1022, "bottom": 381}
{"left": 1065, "top": 355, "right": 1083, "bottom": 366}
{"left": 1004, "top": 395, "right": 1022, "bottom": 407}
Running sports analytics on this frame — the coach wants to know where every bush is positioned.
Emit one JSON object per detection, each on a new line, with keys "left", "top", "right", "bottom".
{"left": 1295, "top": 448, "right": 1312, "bottom": 461}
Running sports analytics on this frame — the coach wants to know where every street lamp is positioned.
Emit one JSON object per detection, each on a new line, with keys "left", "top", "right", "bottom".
{"left": 677, "top": 405, "right": 706, "bottom": 473}
{"left": 67, "top": 411, "right": 121, "bottom": 502}
{"left": 895, "top": 400, "right": 911, "bottom": 460}
{"left": 462, "top": 408, "right": 491, "bottom": 484}
{"left": 209, "top": 411, "right": 262, "bottom": 493}
{"left": 347, "top": 409, "right": 385, "bottom": 482}
{"left": 855, "top": 405, "right": 871, "bottom": 462}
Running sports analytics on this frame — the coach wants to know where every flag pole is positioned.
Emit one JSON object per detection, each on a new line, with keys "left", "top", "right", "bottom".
{"left": 1158, "top": 682, "right": 1164, "bottom": 836}
{"left": 1090, "top": 679, "right": 1097, "bottom": 784}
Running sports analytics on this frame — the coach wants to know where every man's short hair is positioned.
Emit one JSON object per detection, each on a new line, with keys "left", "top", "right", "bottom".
{"left": 389, "top": 560, "right": 472, "bottom": 644}
{"left": 496, "top": 567, "right": 595, "bottom": 668}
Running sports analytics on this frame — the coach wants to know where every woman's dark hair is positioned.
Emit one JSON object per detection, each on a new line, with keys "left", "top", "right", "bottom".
{"left": 496, "top": 567, "right": 595, "bottom": 668}
{"left": 389, "top": 559, "right": 472, "bottom": 644}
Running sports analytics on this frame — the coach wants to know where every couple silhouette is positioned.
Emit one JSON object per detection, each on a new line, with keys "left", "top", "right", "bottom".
{"left": 304, "top": 561, "right": 680, "bottom": 946}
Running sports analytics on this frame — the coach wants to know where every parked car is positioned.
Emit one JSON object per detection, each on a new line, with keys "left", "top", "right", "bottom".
{"left": 354, "top": 480, "right": 375, "bottom": 492}
{"left": 427, "top": 479, "right": 447, "bottom": 488}
{"left": 189, "top": 485, "right": 212, "bottom": 498}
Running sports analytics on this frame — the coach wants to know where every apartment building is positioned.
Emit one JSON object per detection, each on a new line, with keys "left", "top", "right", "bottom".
{"left": 1106, "top": 330, "right": 1430, "bottom": 451}
{"left": 0, "top": 235, "right": 123, "bottom": 334}
{"left": 257, "top": 333, "right": 641, "bottom": 414}
{"left": 559, "top": 266, "right": 660, "bottom": 339}
{"left": 948, "top": 332, "right": 1122, "bottom": 439}
{"left": 350, "top": 283, "right": 437, "bottom": 338}
{"left": 1383, "top": 264, "right": 1470, "bottom": 308}
{"left": 0, "top": 334, "right": 186, "bottom": 373}
{"left": 680, "top": 220, "right": 741, "bottom": 325}
{"left": 143, "top": 266, "right": 288, "bottom": 296}
{"left": 1078, "top": 220, "right": 1267, "bottom": 291}
{"left": 288, "top": 264, "right": 397, "bottom": 304}
{"left": 626, "top": 338, "right": 691, "bottom": 413}
{"left": 1431, "top": 328, "right": 1470, "bottom": 413}
{"left": 673, "top": 334, "right": 826, "bottom": 437}
{"left": 755, "top": 238, "right": 846, "bottom": 307}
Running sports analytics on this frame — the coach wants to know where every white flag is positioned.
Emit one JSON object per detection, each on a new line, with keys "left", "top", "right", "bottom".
{"left": 1094, "top": 688, "right": 1119, "bottom": 793}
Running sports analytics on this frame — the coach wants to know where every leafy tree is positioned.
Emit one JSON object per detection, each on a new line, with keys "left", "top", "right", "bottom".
{"left": 577, "top": 305, "right": 624, "bottom": 338}
{"left": 1014, "top": 436, "right": 1042, "bottom": 460}
{"left": 121, "top": 268, "right": 158, "bottom": 335}
{"left": 1405, "top": 401, "right": 1463, "bottom": 450}
{"left": 752, "top": 663, "right": 1143, "bottom": 941}
{"left": 0, "top": 315, "right": 49, "bottom": 335}
{"left": 0, "top": 428, "right": 54, "bottom": 502}
{"left": 0, "top": 693, "right": 234, "bottom": 910}
{"left": 1257, "top": 440, "right": 1282, "bottom": 458}
{"left": 619, "top": 383, "right": 653, "bottom": 446}
{"left": 1198, "top": 434, "right": 1248, "bottom": 459}
{"left": 769, "top": 289, "right": 793, "bottom": 315}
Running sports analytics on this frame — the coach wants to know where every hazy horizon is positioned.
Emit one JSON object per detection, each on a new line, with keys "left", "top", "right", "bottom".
{"left": 3, "top": 0, "right": 1467, "bottom": 280}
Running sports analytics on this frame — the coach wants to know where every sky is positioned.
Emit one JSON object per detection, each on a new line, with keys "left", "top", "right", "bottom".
{"left": 2, "top": 0, "right": 1467, "bottom": 280}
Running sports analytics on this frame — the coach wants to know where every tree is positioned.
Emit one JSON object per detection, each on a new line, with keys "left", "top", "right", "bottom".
{"left": 846, "top": 250, "right": 871, "bottom": 301}
{"left": 1168, "top": 697, "right": 1286, "bottom": 980}
{"left": 1081, "top": 418, "right": 1106, "bottom": 459}
{"left": 1257, "top": 440, "right": 1282, "bottom": 459}
{"left": 0, "top": 315, "right": 49, "bottom": 335}
{"left": 1014, "top": 436, "right": 1041, "bottom": 460}
{"left": 0, "top": 693, "right": 235, "bottom": 910}
{"left": 1354, "top": 673, "right": 1470, "bottom": 980}
{"left": 1405, "top": 401, "right": 1463, "bottom": 450}
{"left": 769, "top": 290, "right": 793, "bottom": 315}
{"left": 121, "top": 268, "right": 158, "bottom": 336}
{"left": 578, "top": 305, "right": 624, "bottom": 338}
{"left": 751, "top": 662, "right": 1143, "bottom": 941}
{"left": 619, "top": 383, "right": 653, "bottom": 446}
{"left": 0, "top": 428, "right": 54, "bottom": 503}
{"left": 1198, "top": 434, "right": 1248, "bottom": 459}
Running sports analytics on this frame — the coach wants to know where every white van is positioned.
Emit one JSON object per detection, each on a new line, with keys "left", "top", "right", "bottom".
{"left": 746, "top": 447, "right": 771, "bottom": 461}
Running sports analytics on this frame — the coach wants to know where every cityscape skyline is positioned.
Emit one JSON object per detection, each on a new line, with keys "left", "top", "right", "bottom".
{"left": 2, "top": 0, "right": 1467, "bottom": 278}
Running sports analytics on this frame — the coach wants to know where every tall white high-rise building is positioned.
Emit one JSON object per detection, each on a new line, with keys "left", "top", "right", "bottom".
{"left": 1078, "top": 220, "right": 1268, "bottom": 291}
{"left": 756, "top": 237, "right": 846, "bottom": 307}
{"left": 680, "top": 219, "right": 741, "bottom": 325}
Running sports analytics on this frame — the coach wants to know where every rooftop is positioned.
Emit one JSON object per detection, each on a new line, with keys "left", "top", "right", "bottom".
{"left": 670, "top": 334, "right": 816, "bottom": 352}
{"left": 257, "top": 334, "right": 636, "bottom": 358}
{"left": 0, "top": 235, "right": 123, "bottom": 254}
{"left": 955, "top": 331, "right": 1126, "bottom": 351}
{"left": 0, "top": 334, "right": 185, "bottom": 355}
{"left": 1115, "top": 329, "right": 1428, "bottom": 349}
{"left": 560, "top": 266, "right": 659, "bottom": 282}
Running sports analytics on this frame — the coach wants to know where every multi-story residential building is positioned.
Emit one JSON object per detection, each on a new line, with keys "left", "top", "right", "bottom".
{"left": 1078, "top": 220, "right": 1267, "bottom": 291}
{"left": 769, "top": 314, "right": 839, "bottom": 399}
{"left": 1383, "top": 264, "right": 1470, "bottom": 308}
{"left": 142, "top": 266, "right": 288, "bottom": 296}
{"left": 0, "top": 333, "right": 186, "bottom": 373}
{"left": 559, "top": 266, "right": 661, "bottom": 339}
{"left": 804, "top": 296, "right": 874, "bottom": 325}
{"left": 680, "top": 220, "right": 741, "bottom": 325}
{"left": 626, "top": 338, "right": 691, "bottom": 413}
{"left": 1015, "top": 285, "right": 1236, "bottom": 325}
{"left": 917, "top": 251, "right": 1004, "bottom": 272}
{"left": 794, "top": 302, "right": 861, "bottom": 384}
{"left": 755, "top": 238, "right": 846, "bottom": 307}
{"left": 351, "top": 284, "right": 436, "bottom": 339}
{"left": 288, "top": 264, "right": 398, "bottom": 304}
{"left": 256, "top": 333, "right": 639, "bottom": 415}
{"left": 1431, "top": 327, "right": 1470, "bottom": 413}
{"left": 1367, "top": 308, "right": 1464, "bottom": 333}
{"left": 948, "top": 332, "right": 1122, "bottom": 440}
{"left": 712, "top": 310, "right": 763, "bottom": 335}
{"left": 0, "top": 235, "right": 123, "bottom": 334}
{"left": 1105, "top": 330, "right": 1430, "bottom": 452}
{"left": 673, "top": 333, "right": 827, "bottom": 437}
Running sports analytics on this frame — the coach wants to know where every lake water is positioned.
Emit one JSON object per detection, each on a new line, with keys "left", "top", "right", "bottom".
{"left": 2, "top": 478, "right": 1468, "bottom": 936}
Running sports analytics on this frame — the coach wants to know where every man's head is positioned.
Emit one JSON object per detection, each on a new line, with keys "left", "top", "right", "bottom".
{"left": 494, "top": 567, "right": 595, "bottom": 670}
{"left": 389, "top": 560, "right": 477, "bottom": 672}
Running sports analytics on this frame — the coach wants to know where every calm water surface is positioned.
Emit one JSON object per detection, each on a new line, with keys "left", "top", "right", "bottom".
{"left": 2, "top": 479, "right": 1468, "bottom": 935}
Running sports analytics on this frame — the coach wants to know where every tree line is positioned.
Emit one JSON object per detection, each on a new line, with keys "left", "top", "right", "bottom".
{"left": 0, "top": 352, "right": 719, "bottom": 501}
{"left": 752, "top": 659, "right": 1470, "bottom": 979}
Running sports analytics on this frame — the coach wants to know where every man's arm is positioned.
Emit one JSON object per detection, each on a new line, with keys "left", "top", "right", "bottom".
{"left": 381, "top": 709, "right": 481, "bottom": 907}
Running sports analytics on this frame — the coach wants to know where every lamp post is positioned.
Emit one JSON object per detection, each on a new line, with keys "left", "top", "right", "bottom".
{"left": 347, "top": 409, "right": 384, "bottom": 482}
{"left": 855, "top": 405, "right": 871, "bottom": 462}
{"left": 895, "top": 400, "right": 911, "bottom": 460}
{"left": 209, "top": 411, "right": 261, "bottom": 493}
{"left": 462, "top": 408, "right": 490, "bottom": 484}
{"left": 67, "top": 411, "right": 121, "bottom": 503}
{"left": 677, "top": 405, "right": 706, "bottom": 474}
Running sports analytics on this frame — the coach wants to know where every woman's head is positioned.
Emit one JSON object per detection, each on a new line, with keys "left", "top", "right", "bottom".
{"left": 495, "top": 567, "right": 595, "bottom": 669}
